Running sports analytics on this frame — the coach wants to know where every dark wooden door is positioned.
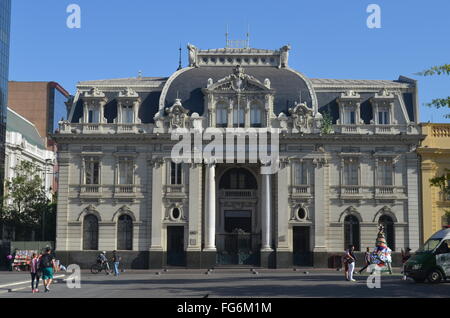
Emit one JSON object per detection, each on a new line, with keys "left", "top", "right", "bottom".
{"left": 167, "top": 226, "right": 186, "bottom": 266}
{"left": 293, "top": 227, "right": 312, "bottom": 266}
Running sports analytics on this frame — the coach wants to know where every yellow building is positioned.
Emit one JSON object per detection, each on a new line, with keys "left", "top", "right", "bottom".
{"left": 418, "top": 123, "right": 450, "bottom": 242}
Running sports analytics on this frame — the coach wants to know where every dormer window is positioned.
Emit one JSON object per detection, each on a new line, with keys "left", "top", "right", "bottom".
{"left": 88, "top": 107, "right": 100, "bottom": 123}
{"left": 216, "top": 103, "right": 228, "bottom": 128}
{"left": 121, "top": 105, "right": 134, "bottom": 124}
{"left": 378, "top": 107, "right": 390, "bottom": 125}
{"left": 344, "top": 109, "right": 356, "bottom": 125}
{"left": 250, "top": 103, "right": 263, "bottom": 127}
{"left": 233, "top": 107, "right": 245, "bottom": 127}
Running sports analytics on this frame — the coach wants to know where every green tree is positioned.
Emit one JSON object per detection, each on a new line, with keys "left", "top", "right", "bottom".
{"left": 417, "top": 64, "right": 450, "bottom": 118}
{"left": 1, "top": 161, "right": 54, "bottom": 241}
{"left": 429, "top": 172, "right": 450, "bottom": 224}
{"left": 320, "top": 110, "right": 333, "bottom": 135}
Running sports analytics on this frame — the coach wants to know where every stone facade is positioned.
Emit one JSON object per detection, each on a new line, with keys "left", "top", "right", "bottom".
{"left": 53, "top": 45, "right": 423, "bottom": 268}
{"left": 418, "top": 123, "right": 450, "bottom": 242}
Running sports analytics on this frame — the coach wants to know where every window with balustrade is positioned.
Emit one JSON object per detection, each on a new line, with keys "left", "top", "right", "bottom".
{"left": 84, "top": 156, "right": 100, "bottom": 185}
{"left": 170, "top": 162, "right": 183, "bottom": 185}
{"left": 121, "top": 105, "right": 134, "bottom": 124}
{"left": 378, "top": 108, "right": 390, "bottom": 125}
{"left": 293, "top": 161, "right": 308, "bottom": 185}
{"left": 377, "top": 158, "right": 393, "bottom": 186}
{"left": 87, "top": 107, "right": 100, "bottom": 124}
{"left": 344, "top": 109, "right": 356, "bottom": 125}
{"left": 343, "top": 158, "right": 359, "bottom": 186}
{"left": 118, "top": 157, "right": 134, "bottom": 185}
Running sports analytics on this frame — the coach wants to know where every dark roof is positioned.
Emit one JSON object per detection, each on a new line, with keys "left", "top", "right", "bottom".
{"left": 163, "top": 66, "right": 314, "bottom": 115}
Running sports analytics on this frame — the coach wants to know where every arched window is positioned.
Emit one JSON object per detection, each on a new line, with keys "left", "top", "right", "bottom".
{"left": 379, "top": 215, "right": 395, "bottom": 251}
{"left": 83, "top": 214, "right": 99, "bottom": 250}
{"left": 117, "top": 215, "right": 133, "bottom": 250}
{"left": 344, "top": 215, "right": 360, "bottom": 251}
{"left": 216, "top": 103, "right": 228, "bottom": 127}
{"left": 219, "top": 168, "right": 257, "bottom": 190}
{"left": 250, "top": 104, "right": 263, "bottom": 127}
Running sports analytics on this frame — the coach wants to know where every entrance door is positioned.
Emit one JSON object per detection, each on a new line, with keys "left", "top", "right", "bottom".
{"left": 293, "top": 227, "right": 312, "bottom": 266}
{"left": 218, "top": 210, "right": 258, "bottom": 265}
{"left": 167, "top": 226, "right": 185, "bottom": 266}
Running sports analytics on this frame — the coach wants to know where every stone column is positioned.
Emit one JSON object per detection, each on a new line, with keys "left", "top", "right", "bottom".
{"left": 313, "top": 157, "right": 329, "bottom": 267}
{"left": 406, "top": 153, "right": 420, "bottom": 251}
{"left": 149, "top": 158, "right": 164, "bottom": 268}
{"left": 187, "top": 163, "right": 202, "bottom": 268}
{"left": 204, "top": 163, "right": 216, "bottom": 251}
{"left": 261, "top": 173, "right": 272, "bottom": 251}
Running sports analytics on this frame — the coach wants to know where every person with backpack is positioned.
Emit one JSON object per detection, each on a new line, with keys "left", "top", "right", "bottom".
{"left": 39, "top": 248, "right": 56, "bottom": 292}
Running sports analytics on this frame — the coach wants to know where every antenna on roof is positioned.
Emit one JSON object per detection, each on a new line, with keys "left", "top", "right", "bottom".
{"left": 177, "top": 44, "right": 182, "bottom": 71}
{"left": 246, "top": 24, "right": 250, "bottom": 48}
{"left": 225, "top": 24, "right": 229, "bottom": 48}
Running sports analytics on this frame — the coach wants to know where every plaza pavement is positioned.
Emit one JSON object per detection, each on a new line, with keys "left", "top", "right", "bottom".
{"left": 0, "top": 268, "right": 449, "bottom": 298}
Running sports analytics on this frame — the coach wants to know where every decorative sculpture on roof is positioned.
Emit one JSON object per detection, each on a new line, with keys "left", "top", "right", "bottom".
{"left": 279, "top": 45, "right": 291, "bottom": 68}
{"left": 289, "top": 101, "right": 313, "bottom": 132}
{"left": 187, "top": 43, "right": 198, "bottom": 67}
{"left": 165, "top": 98, "right": 189, "bottom": 128}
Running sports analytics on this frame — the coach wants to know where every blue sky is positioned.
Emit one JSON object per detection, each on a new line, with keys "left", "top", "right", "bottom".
{"left": 8, "top": 0, "right": 450, "bottom": 123}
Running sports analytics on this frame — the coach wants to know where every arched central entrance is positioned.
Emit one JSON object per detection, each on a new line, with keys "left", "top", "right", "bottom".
{"left": 216, "top": 167, "right": 260, "bottom": 265}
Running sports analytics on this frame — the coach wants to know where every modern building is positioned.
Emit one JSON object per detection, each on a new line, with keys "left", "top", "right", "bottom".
{"left": 418, "top": 123, "right": 450, "bottom": 242}
{"left": 8, "top": 81, "right": 72, "bottom": 147}
{"left": 8, "top": 81, "right": 72, "bottom": 197}
{"left": 53, "top": 44, "right": 424, "bottom": 269}
{"left": 0, "top": 0, "right": 11, "bottom": 200}
{"left": 2, "top": 108, "right": 56, "bottom": 240}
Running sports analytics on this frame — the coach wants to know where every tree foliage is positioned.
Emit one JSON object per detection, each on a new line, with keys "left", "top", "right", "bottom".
{"left": 417, "top": 64, "right": 450, "bottom": 118}
{"left": 1, "top": 161, "right": 55, "bottom": 240}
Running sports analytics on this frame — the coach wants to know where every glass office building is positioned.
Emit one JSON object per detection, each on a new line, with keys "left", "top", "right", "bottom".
{"left": 0, "top": 0, "right": 11, "bottom": 198}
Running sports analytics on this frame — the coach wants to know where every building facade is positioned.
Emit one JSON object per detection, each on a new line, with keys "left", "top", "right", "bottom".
{"left": 54, "top": 45, "right": 423, "bottom": 268}
{"left": 2, "top": 108, "right": 56, "bottom": 240}
{"left": 418, "top": 123, "right": 450, "bottom": 242}
{"left": 0, "top": 0, "right": 11, "bottom": 200}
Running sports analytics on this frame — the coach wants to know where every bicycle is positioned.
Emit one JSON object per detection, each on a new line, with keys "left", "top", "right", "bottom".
{"left": 90, "top": 261, "right": 113, "bottom": 274}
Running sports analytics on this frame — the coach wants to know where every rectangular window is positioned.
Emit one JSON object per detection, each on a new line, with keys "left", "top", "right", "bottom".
{"left": 85, "top": 157, "right": 100, "bottom": 185}
{"left": 293, "top": 162, "right": 308, "bottom": 185}
{"left": 378, "top": 109, "right": 390, "bottom": 125}
{"left": 251, "top": 106, "right": 262, "bottom": 127}
{"left": 118, "top": 157, "right": 134, "bottom": 185}
{"left": 344, "top": 110, "right": 356, "bottom": 125}
{"left": 88, "top": 109, "right": 99, "bottom": 123}
{"left": 343, "top": 159, "right": 359, "bottom": 185}
{"left": 233, "top": 108, "right": 245, "bottom": 127}
{"left": 216, "top": 107, "right": 228, "bottom": 127}
{"left": 171, "top": 162, "right": 182, "bottom": 185}
{"left": 122, "top": 106, "right": 134, "bottom": 124}
{"left": 377, "top": 159, "right": 393, "bottom": 186}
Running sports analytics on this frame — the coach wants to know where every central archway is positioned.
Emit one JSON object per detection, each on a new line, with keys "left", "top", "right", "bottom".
{"left": 217, "top": 167, "right": 259, "bottom": 265}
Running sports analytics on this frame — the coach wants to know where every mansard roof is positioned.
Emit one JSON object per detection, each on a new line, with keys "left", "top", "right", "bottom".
{"left": 160, "top": 66, "right": 316, "bottom": 116}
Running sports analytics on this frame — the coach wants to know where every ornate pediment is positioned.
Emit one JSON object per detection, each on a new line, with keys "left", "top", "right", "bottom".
{"left": 83, "top": 87, "right": 106, "bottom": 99}
{"left": 165, "top": 99, "right": 189, "bottom": 128}
{"left": 118, "top": 87, "right": 139, "bottom": 99}
{"left": 207, "top": 65, "right": 269, "bottom": 93}
{"left": 289, "top": 102, "right": 313, "bottom": 131}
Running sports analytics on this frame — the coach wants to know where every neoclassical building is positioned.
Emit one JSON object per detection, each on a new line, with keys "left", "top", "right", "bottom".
{"left": 54, "top": 44, "right": 423, "bottom": 268}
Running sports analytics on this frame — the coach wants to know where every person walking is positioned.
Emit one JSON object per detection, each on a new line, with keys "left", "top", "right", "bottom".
{"left": 344, "top": 245, "right": 357, "bottom": 281}
{"left": 30, "top": 253, "right": 40, "bottom": 293}
{"left": 40, "top": 248, "right": 57, "bottom": 293}
{"left": 112, "top": 250, "right": 121, "bottom": 277}
{"left": 358, "top": 247, "right": 371, "bottom": 274}
{"left": 6, "top": 253, "right": 13, "bottom": 271}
